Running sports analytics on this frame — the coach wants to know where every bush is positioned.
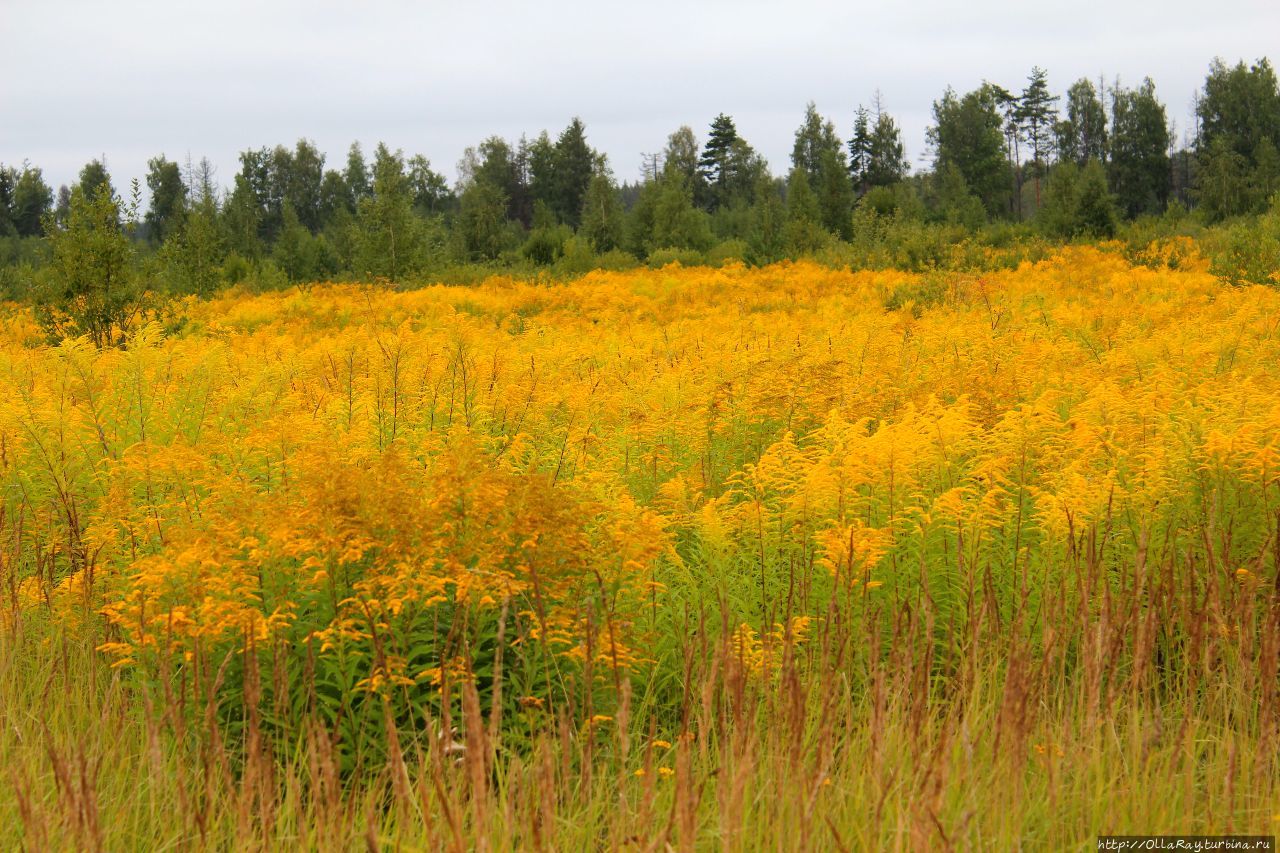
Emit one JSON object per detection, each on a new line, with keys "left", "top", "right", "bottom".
{"left": 554, "top": 235, "right": 599, "bottom": 276}
{"left": 705, "top": 239, "right": 750, "bottom": 266}
{"left": 1206, "top": 196, "right": 1280, "bottom": 286}
{"left": 646, "top": 246, "right": 706, "bottom": 268}
{"left": 34, "top": 185, "right": 144, "bottom": 347}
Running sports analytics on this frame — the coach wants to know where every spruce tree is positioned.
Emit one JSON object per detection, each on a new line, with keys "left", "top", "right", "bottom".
{"left": 849, "top": 107, "right": 873, "bottom": 194}
{"left": 699, "top": 113, "right": 740, "bottom": 210}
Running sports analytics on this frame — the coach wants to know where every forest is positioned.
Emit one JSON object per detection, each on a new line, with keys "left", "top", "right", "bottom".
{"left": 1, "top": 57, "right": 1278, "bottom": 320}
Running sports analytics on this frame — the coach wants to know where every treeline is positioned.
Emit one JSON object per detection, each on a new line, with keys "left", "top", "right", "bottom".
{"left": 1, "top": 56, "right": 1278, "bottom": 307}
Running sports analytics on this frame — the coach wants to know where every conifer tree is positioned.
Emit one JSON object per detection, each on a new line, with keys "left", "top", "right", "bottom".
{"left": 1018, "top": 67, "right": 1059, "bottom": 208}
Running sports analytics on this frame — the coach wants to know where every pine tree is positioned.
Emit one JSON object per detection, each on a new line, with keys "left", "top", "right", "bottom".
{"left": 1018, "top": 67, "right": 1059, "bottom": 209}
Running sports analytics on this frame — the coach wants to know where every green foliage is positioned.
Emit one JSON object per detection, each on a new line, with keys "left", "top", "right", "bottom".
{"left": 929, "top": 84, "right": 1011, "bottom": 218}
{"left": 930, "top": 163, "right": 987, "bottom": 229}
{"left": 645, "top": 246, "right": 705, "bottom": 267}
{"left": 1206, "top": 194, "right": 1280, "bottom": 285}
{"left": 699, "top": 113, "right": 764, "bottom": 210}
{"left": 1018, "top": 68, "right": 1058, "bottom": 176}
{"left": 272, "top": 204, "right": 331, "bottom": 282}
{"left": 579, "top": 171, "right": 625, "bottom": 253}
{"left": 550, "top": 119, "right": 596, "bottom": 227}
{"left": 77, "top": 159, "right": 112, "bottom": 201}
{"left": 792, "top": 103, "right": 854, "bottom": 237}
{"left": 455, "top": 179, "right": 510, "bottom": 263}
{"left": 1108, "top": 79, "right": 1172, "bottom": 218}
{"left": 344, "top": 142, "right": 372, "bottom": 203}
{"left": 1037, "top": 160, "right": 1117, "bottom": 239}
{"left": 521, "top": 204, "right": 572, "bottom": 265}
{"left": 783, "top": 168, "right": 829, "bottom": 255}
{"left": 37, "top": 185, "right": 142, "bottom": 347}
{"left": 145, "top": 156, "right": 188, "bottom": 243}
{"left": 553, "top": 234, "right": 600, "bottom": 275}
{"left": 1055, "top": 78, "right": 1108, "bottom": 166}
{"left": 704, "top": 239, "right": 749, "bottom": 265}
{"left": 11, "top": 165, "right": 53, "bottom": 237}
{"left": 1196, "top": 57, "right": 1280, "bottom": 172}
{"left": 352, "top": 145, "right": 426, "bottom": 279}
{"left": 649, "top": 171, "right": 713, "bottom": 253}
{"left": 746, "top": 174, "right": 786, "bottom": 264}
{"left": 158, "top": 198, "right": 224, "bottom": 296}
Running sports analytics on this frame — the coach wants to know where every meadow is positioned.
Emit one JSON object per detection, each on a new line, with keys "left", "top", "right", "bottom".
{"left": 2, "top": 247, "right": 1280, "bottom": 850}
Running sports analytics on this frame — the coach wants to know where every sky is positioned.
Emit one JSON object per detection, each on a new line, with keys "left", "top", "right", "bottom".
{"left": 3, "top": 0, "right": 1279, "bottom": 199}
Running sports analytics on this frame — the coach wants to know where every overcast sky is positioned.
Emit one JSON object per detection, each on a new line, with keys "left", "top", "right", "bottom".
{"left": 3, "top": 0, "right": 1279, "bottom": 198}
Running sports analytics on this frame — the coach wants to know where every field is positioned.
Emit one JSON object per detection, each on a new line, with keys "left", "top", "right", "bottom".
{"left": 3, "top": 248, "right": 1280, "bottom": 850}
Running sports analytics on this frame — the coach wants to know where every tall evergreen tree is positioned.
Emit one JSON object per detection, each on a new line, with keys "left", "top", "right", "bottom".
{"left": 791, "top": 103, "right": 854, "bottom": 238}
{"left": 525, "top": 132, "right": 557, "bottom": 214}
{"left": 698, "top": 114, "right": 739, "bottom": 210}
{"left": 848, "top": 107, "right": 873, "bottom": 194}
{"left": 551, "top": 118, "right": 595, "bottom": 227}
{"left": 1019, "top": 67, "right": 1059, "bottom": 208}
{"left": 866, "top": 96, "right": 909, "bottom": 189}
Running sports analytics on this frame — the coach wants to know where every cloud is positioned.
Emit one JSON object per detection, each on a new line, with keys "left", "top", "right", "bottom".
{"left": 2, "top": 0, "right": 1277, "bottom": 193}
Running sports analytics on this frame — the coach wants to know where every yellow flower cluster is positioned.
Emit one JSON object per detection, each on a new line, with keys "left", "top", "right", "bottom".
{"left": 1, "top": 249, "right": 1278, "bottom": 693}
